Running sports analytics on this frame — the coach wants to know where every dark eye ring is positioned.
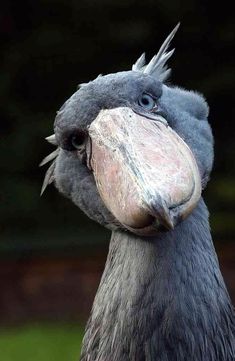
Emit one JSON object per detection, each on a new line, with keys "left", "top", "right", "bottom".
{"left": 138, "top": 93, "right": 157, "bottom": 111}
{"left": 70, "top": 130, "right": 87, "bottom": 150}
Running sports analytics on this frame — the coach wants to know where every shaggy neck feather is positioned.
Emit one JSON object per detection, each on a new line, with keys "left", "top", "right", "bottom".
{"left": 80, "top": 198, "right": 234, "bottom": 361}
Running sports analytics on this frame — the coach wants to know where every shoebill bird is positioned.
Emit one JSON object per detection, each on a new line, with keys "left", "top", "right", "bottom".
{"left": 41, "top": 24, "right": 235, "bottom": 361}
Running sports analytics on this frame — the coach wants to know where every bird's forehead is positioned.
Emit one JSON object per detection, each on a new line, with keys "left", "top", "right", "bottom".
{"left": 79, "top": 70, "right": 162, "bottom": 98}
{"left": 54, "top": 71, "right": 162, "bottom": 131}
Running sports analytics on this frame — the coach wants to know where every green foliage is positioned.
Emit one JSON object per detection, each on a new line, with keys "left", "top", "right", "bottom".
{"left": 0, "top": 324, "right": 84, "bottom": 361}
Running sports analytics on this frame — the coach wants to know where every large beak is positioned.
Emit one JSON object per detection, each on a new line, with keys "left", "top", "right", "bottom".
{"left": 87, "top": 107, "right": 201, "bottom": 235}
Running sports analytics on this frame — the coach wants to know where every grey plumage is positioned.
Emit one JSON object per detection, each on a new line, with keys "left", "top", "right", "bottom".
{"left": 41, "top": 25, "right": 235, "bottom": 361}
{"left": 80, "top": 200, "right": 234, "bottom": 361}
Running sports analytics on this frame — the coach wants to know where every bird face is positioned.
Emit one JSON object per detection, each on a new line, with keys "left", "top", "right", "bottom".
{"left": 41, "top": 26, "right": 214, "bottom": 236}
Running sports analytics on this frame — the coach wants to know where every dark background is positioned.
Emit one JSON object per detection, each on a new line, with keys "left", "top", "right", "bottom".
{"left": 1, "top": 0, "right": 235, "bottom": 326}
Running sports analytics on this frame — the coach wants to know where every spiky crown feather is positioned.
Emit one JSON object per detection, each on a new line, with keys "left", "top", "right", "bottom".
{"left": 132, "top": 22, "right": 179, "bottom": 81}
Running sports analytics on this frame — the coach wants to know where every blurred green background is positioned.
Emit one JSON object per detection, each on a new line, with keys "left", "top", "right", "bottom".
{"left": 1, "top": 0, "right": 235, "bottom": 360}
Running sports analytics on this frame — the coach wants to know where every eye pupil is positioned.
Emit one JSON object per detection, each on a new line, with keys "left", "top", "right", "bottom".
{"left": 141, "top": 96, "right": 150, "bottom": 105}
{"left": 138, "top": 93, "right": 156, "bottom": 111}
{"left": 71, "top": 131, "right": 86, "bottom": 149}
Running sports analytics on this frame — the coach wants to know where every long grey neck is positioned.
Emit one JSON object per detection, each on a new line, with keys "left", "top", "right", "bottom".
{"left": 80, "top": 199, "right": 235, "bottom": 361}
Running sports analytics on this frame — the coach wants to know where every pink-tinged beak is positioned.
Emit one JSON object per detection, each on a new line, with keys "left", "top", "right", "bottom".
{"left": 87, "top": 107, "right": 201, "bottom": 235}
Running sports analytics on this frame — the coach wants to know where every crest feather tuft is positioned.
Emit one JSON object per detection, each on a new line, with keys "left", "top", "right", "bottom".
{"left": 132, "top": 23, "right": 180, "bottom": 82}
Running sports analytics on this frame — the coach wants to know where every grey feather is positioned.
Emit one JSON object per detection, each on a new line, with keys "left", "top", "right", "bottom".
{"left": 40, "top": 135, "right": 59, "bottom": 195}
{"left": 78, "top": 74, "right": 103, "bottom": 90}
{"left": 144, "top": 48, "right": 175, "bottom": 75}
{"left": 78, "top": 83, "right": 88, "bottom": 89}
{"left": 39, "top": 148, "right": 59, "bottom": 167}
{"left": 40, "top": 160, "right": 56, "bottom": 196}
{"left": 132, "top": 53, "right": 146, "bottom": 71}
{"left": 45, "top": 134, "right": 57, "bottom": 145}
{"left": 132, "top": 23, "right": 180, "bottom": 82}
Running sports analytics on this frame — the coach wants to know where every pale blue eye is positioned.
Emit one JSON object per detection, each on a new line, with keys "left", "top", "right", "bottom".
{"left": 138, "top": 93, "right": 156, "bottom": 110}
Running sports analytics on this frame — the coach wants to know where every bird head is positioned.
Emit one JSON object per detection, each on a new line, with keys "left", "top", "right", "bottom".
{"left": 41, "top": 24, "right": 214, "bottom": 236}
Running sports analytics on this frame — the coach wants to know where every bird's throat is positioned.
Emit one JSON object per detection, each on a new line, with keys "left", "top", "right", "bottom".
{"left": 80, "top": 199, "right": 234, "bottom": 361}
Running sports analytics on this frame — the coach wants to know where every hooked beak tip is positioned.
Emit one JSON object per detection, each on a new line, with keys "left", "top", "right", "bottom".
{"left": 149, "top": 198, "right": 175, "bottom": 231}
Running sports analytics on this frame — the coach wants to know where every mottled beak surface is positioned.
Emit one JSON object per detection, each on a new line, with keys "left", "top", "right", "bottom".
{"left": 88, "top": 107, "right": 201, "bottom": 235}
